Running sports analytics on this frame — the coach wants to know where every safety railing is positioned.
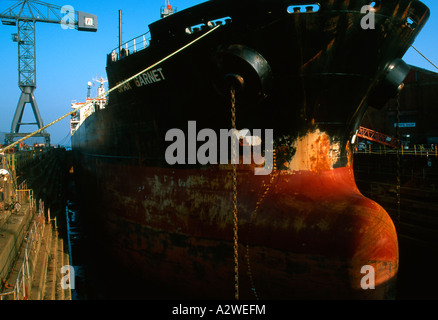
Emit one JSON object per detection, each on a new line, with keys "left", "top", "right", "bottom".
{"left": 47, "top": 208, "right": 57, "bottom": 230}
{"left": 1, "top": 153, "right": 16, "bottom": 173}
{"left": 110, "top": 31, "right": 151, "bottom": 62}
{"left": 16, "top": 181, "right": 32, "bottom": 211}
{"left": 355, "top": 144, "right": 438, "bottom": 157}
{"left": 0, "top": 200, "right": 45, "bottom": 300}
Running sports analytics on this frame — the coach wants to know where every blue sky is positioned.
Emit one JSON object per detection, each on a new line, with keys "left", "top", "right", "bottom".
{"left": 0, "top": 0, "right": 437, "bottom": 147}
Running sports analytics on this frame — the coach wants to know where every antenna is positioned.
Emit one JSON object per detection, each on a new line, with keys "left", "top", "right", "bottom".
{"left": 93, "top": 76, "right": 108, "bottom": 97}
{"left": 119, "top": 10, "right": 122, "bottom": 53}
{"left": 87, "top": 81, "right": 92, "bottom": 98}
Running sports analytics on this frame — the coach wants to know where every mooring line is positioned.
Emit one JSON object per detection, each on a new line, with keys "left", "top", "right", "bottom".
{"left": 411, "top": 45, "right": 438, "bottom": 71}
{"left": 0, "top": 24, "right": 221, "bottom": 153}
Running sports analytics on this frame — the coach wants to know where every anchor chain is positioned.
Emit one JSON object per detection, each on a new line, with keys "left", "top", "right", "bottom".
{"left": 229, "top": 90, "right": 279, "bottom": 299}
{"left": 245, "top": 149, "right": 278, "bottom": 300}
{"left": 231, "top": 87, "right": 239, "bottom": 300}
{"left": 395, "top": 96, "right": 401, "bottom": 232}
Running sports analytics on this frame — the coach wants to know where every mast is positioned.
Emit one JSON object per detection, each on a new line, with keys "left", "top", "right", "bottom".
{"left": 119, "top": 10, "right": 122, "bottom": 53}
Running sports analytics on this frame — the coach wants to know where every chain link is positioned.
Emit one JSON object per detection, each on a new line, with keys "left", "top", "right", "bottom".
{"left": 245, "top": 149, "right": 278, "bottom": 300}
{"left": 231, "top": 88, "right": 239, "bottom": 300}
{"left": 230, "top": 88, "right": 279, "bottom": 300}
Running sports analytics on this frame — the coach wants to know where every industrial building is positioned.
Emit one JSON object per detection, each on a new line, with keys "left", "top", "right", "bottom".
{"left": 361, "top": 66, "right": 438, "bottom": 147}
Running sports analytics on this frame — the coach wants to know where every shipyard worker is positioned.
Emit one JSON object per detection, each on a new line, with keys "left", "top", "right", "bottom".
{"left": 0, "top": 169, "right": 9, "bottom": 183}
{"left": 0, "top": 169, "right": 8, "bottom": 206}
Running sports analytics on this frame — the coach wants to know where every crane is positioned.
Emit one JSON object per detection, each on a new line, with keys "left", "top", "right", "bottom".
{"left": 1, "top": 0, "right": 97, "bottom": 147}
{"left": 356, "top": 126, "right": 399, "bottom": 148}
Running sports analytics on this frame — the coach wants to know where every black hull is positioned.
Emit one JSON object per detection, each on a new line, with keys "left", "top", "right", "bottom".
{"left": 72, "top": 0, "right": 429, "bottom": 299}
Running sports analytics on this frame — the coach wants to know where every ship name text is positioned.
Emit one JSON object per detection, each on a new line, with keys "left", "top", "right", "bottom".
{"left": 117, "top": 68, "right": 166, "bottom": 93}
{"left": 134, "top": 68, "right": 166, "bottom": 88}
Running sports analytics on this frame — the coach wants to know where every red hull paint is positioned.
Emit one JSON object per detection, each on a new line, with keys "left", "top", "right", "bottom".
{"left": 79, "top": 155, "right": 398, "bottom": 299}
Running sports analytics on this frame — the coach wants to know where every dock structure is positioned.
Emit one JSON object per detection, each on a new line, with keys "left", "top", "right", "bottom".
{"left": 354, "top": 152, "right": 438, "bottom": 299}
{"left": 0, "top": 152, "right": 71, "bottom": 300}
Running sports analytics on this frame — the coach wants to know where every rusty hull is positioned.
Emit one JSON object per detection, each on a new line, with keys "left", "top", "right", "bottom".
{"left": 72, "top": 0, "right": 429, "bottom": 299}
{"left": 76, "top": 133, "right": 397, "bottom": 299}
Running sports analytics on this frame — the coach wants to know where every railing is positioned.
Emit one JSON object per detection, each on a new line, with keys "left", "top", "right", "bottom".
{"left": 16, "top": 181, "right": 32, "bottom": 211}
{"left": 0, "top": 200, "right": 45, "bottom": 300}
{"left": 110, "top": 31, "right": 151, "bottom": 62}
{"left": 107, "top": 14, "right": 234, "bottom": 63}
{"left": 355, "top": 144, "right": 438, "bottom": 156}
{"left": 1, "top": 153, "right": 16, "bottom": 173}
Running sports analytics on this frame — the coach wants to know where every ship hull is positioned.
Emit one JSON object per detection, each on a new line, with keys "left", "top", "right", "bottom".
{"left": 72, "top": 0, "right": 429, "bottom": 299}
{"left": 74, "top": 156, "right": 397, "bottom": 299}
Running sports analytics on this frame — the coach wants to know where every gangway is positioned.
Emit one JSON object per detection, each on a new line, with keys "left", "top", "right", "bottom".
{"left": 356, "top": 126, "right": 399, "bottom": 148}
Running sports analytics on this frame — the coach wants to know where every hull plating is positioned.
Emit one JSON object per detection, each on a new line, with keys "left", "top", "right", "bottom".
{"left": 72, "top": 0, "right": 429, "bottom": 299}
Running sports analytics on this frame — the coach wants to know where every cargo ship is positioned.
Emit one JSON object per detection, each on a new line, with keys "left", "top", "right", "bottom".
{"left": 70, "top": 0, "right": 429, "bottom": 299}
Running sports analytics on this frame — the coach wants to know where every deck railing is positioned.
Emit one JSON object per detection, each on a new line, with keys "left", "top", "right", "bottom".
{"left": 110, "top": 31, "right": 151, "bottom": 62}
{"left": 355, "top": 144, "right": 438, "bottom": 157}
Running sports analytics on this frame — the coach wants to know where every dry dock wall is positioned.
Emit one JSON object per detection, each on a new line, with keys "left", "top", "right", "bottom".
{"left": 0, "top": 204, "right": 33, "bottom": 285}
{"left": 0, "top": 199, "right": 72, "bottom": 300}
{"left": 1, "top": 150, "right": 72, "bottom": 300}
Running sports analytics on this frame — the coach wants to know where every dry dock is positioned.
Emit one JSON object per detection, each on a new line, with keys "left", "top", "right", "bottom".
{"left": 1, "top": 146, "right": 438, "bottom": 300}
{"left": 0, "top": 151, "right": 72, "bottom": 300}
{"left": 354, "top": 150, "right": 438, "bottom": 299}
